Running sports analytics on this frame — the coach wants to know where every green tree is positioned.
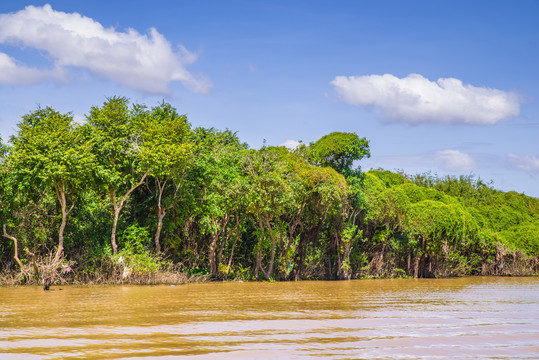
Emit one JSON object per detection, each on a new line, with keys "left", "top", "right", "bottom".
{"left": 8, "top": 107, "right": 94, "bottom": 262}
{"left": 309, "top": 132, "right": 370, "bottom": 176}
{"left": 190, "top": 136, "right": 247, "bottom": 277}
{"left": 244, "top": 146, "right": 291, "bottom": 280}
{"left": 86, "top": 97, "right": 149, "bottom": 254}
{"left": 0, "top": 138, "right": 23, "bottom": 268}
{"left": 292, "top": 161, "right": 347, "bottom": 280}
{"left": 138, "top": 102, "right": 193, "bottom": 252}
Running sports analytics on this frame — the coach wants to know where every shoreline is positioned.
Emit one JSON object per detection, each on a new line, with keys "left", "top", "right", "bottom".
{"left": 2, "top": 272, "right": 538, "bottom": 288}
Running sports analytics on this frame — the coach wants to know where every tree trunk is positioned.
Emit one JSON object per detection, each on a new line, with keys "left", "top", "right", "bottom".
{"left": 110, "top": 193, "right": 120, "bottom": 255}
{"left": 414, "top": 255, "right": 420, "bottom": 279}
{"left": 217, "top": 233, "right": 227, "bottom": 268}
{"left": 2, "top": 224, "right": 23, "bottom": 268}
{"left": 55, "top": 216, "right": 66, "bottom": 264}
{"left": 153, "top": 177, "right": 168, "bottom": 253}
{"left": 209, "top": 232, "right": 219, "bottom": 277}
{"left": 294, "top": 232, "right": 306, "bottom": 281}
{"left": 225, "top": 216, "right": 243, "bottom": 276}
{"left": 264, "top": 216, "right": 276, "bottom": 280}
{"left": 255, "top": 249, "right": 263, "bottom": 280}
{"left": 54, "top": 182, "right": 74, "bottom": 263}
{"left": 254, "top": 215, "right": 265, "bottom": 280}
{"left": 226, "top": 235, "right": 239, "bottom": 276}
{"left": 339, "top": 243, "right": 352, "bottom": 280}
{"left": 216, "top": 214, "right": 230, "bottom": 269}
{"left": 154, "top": 209, "right": 166, "bottom": 253}
{"left": 109, "top": 169, "right": 150, "bottom": 254}
{"left": 295, "top": 224, "right": 322, "bottom": 280}
{"left": 335, "top": 234, "right": 343, "bottom": 280}
{"left": 25, "top": 249, "right": 39, "bottom": 281}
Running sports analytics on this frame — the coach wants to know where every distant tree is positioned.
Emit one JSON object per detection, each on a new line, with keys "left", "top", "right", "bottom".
{"left": 309, "top": 132, "right": 370, "bottom": 176}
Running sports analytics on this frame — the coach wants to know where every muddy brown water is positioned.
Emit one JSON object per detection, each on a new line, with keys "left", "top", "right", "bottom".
{"left": 1, "top": 277, "right": 538, "bottom": 359}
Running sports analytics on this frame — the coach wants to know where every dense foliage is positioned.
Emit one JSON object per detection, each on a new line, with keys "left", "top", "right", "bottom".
{"left": 1, "top": 98, "right": 537, "bottom": 286}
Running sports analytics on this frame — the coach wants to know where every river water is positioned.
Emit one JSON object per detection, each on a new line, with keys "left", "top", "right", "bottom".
{"left": 1, "top": 277, "right": 538, "bottom": 359}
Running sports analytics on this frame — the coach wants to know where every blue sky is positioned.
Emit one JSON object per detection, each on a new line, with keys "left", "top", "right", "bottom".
{"left": 1, "top": 1, "right": 538, "bottom": 197}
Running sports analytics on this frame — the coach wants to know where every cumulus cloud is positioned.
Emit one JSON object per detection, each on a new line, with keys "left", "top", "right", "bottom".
{"left": 331, "top": 73, "right": 520, "bottom": 125}
{"left": 507, "top": 154, "right": 539, "bottom": 176}
{"left": 280, "top": 139, "right": 301, "bottom": 149}
{"left": 0, "top": 4, "right": 211, "bottom": 94}
{"left": 0, "top": 52, "right": 65, "bottom": 84}
{"left": 434, "top": 149, "right": 476, "bottom": 172}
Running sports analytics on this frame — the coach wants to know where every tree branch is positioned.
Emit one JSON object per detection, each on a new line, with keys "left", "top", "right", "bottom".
{"left": 3, "top": 224, "right": 23, "bottom": 268}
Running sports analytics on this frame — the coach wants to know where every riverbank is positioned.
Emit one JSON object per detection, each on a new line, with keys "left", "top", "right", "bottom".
{"left": 0, "top": 270, "right": 210, "bottom": 287}
{"left": 0, "top": 262, "right": 210, "bottom": 287}
{"left": 1, "top": 251, "right": 537, "bottom": 288}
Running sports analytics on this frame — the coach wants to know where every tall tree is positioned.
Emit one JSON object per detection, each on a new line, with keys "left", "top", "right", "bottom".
{"left": 244, "top": 146, "right": 293, "bottom": 280}
{"left": 86, "top": 97, "right": 149, "bottom": 254}
{"left": 8, "top": 107, "right": 94, "bottom": 262}
{"left": 189, "top": 129, "right": 248, "bottom": 277}
{"left": 0, "top": 138, "right": 22, "bottom": 268}
{"left": 138, "top": 102, "right": 193, "bottom": 252}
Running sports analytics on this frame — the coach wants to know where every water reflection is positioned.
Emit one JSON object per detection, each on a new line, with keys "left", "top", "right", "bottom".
{"left": 1, "top": 277, "right": 538, "bottom": 359}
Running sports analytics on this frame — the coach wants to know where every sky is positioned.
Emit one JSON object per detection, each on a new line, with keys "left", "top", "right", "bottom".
{"left": 0, "top": 1, "right": 538, "bottom": 197}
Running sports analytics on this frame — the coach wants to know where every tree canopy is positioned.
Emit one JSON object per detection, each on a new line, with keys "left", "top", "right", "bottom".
{"left": 309, "top": 132, "right": 370, "bottom": 176}
{"left": 0, "top": 99, "right": 537, "bottom": 287}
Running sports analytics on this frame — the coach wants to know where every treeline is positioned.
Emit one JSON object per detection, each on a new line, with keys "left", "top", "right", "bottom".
{"left": 0, "top": 97, "right": 537, "bottom": 287}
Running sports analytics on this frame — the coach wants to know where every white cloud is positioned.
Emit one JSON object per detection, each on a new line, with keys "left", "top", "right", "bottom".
{"left": 280, "top": 139, "right": 301, "bottom": 149}
{"left": 0, "top": 4, "right": 211, "bottom": 94}
{"left": 331, "top": 73, "right": 520, "bottom": 125}
{"left": 435, "top": 149, "right": 476, "bottom": 172}
{"left": 0, "top": 52, "right": 65, "bottom": 84}
{"left": 507, "top": 154, "right": 539, "bottom": 176}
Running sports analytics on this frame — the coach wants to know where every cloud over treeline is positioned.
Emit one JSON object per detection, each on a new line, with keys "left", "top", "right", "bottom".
{"left": 0, "top": 4, "right": 211, "bottom": 94}
{"left": 435, "top": 149, "right": 476, "bottom": 172}
{"left": 280, "top": 139, "right": 301, "bottom": 149}
{"left": 332, "top": 73, "right": 520, "bottom": 125}
{"left": 507, "top": 154, "right": 539, "bottom": 177}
